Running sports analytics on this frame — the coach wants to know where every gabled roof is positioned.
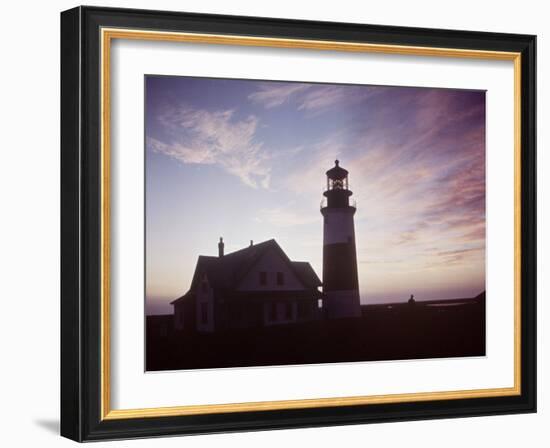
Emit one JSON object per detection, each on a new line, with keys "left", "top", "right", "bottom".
{"left": 171, "top": 239, "right": 321, "bottom": 305}
{"left": 291, "top": 261, "right": 322, "bottom": 289}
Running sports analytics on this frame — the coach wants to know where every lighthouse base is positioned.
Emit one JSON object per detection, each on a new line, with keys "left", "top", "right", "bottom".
{"left": 323, "top": 290, "right": 361, "bottom": 319}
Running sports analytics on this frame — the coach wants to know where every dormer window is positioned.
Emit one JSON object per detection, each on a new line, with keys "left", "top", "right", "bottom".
{"left": 276, "top": 272, "right": 284, "bottom": 286}
{"left": 259, "top": 271, "right": 267, "bottom": 285}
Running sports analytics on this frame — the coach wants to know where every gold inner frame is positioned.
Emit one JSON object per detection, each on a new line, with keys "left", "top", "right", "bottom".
{"left": 100, "top": 27, "right": 522, "bottom": 421}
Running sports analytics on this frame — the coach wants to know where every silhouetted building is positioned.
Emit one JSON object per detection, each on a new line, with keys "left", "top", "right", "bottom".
{"left": 321, "top": 160, "right": 362, "bottom": 318}
{"left": 171, "top": 239, "right": 322, "bottom": 333}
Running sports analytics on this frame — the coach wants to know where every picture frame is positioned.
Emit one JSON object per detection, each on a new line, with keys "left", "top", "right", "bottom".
{"left": 60, "top": 5, "right": 536, "bottom": 442}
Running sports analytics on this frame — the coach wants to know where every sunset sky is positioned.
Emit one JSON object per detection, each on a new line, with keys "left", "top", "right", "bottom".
{"left": 145, "top": 76, "right": 486, "bottom": 315}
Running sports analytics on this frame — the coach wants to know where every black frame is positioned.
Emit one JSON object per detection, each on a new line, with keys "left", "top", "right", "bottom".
{"left": 61, "top": 6, "right": 536, "bottom": 442}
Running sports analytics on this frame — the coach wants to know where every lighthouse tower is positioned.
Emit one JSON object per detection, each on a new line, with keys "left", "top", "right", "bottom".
{"left": 320, "top": 160, "right": 361, "bottom": 318}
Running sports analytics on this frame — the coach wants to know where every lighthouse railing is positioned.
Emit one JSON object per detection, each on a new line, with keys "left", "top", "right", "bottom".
{"left": 320, "top": 198, "right": 357, "bottom": 210}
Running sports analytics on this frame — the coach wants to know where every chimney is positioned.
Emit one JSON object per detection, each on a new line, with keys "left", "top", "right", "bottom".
{"left": 250, "top": 240, "right": 253, "bottom": 247}
{"left": 218, "top": 237, "right": 224, "bottom": 257}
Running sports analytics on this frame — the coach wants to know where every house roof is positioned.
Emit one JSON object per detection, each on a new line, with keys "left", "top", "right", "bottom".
{"left": 171, "top": 239, "right": 321, "bottom": 305}
{"left": 291, "top": 261, "right": 322, "bottom": 289}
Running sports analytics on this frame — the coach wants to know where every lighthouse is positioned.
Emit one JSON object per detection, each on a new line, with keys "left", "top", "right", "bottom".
{"left": 320, "top": 160, "right": 362, "bottom": 318}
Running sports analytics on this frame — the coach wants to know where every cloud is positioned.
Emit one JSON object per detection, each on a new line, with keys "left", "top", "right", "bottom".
{"left": 282, "top": 131, "right": 348, "bottom": 195}
{"left": 277, "top": 88, "right": 486, "bottom": 284}
{"left": 297, "top": 86, "right": 352, "bottom": 113}
{"left": 422, "top": 246, "right": 484, "bottom": 269}
{"left": 248, "top": 83, "right": 310, "bottom": 108}
{"left": 248, "top": 82, "right": 377, "bottom": 114}
{"left": 149, "top": 107, "right": 271, "bottom": 189}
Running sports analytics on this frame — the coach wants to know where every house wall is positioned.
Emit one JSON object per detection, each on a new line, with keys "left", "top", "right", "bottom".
{"left": 262, "top": 296, "right": 323, "bottom": 326}
{"left": 174, "top": 303, "right": 185, "bottom": 330}
{"left": 223, "top": 300, "right": 263, "bottom": 330}
{"left": 173, "top": 299, "right": 197, "bottom": 332}
{"left": 237, "top": 247, "right": 306, "bottom": 291}
{"left": 196, "top": 275, "right": 215, "bottom": 332}
{"left": 263, "top": 300, "right": 298, "bottom": 326}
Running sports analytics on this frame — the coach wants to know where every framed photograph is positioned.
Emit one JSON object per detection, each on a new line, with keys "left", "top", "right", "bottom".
{"left": 60, "top": 6, "right": 536, "bottom": 441}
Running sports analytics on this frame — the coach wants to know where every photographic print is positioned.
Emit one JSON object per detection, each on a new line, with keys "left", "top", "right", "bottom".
{"left": 145, "top": 75, "right": 486, "bottom": 371}
{"left": 61, "top": 9, "right": 536, "bottom": 440}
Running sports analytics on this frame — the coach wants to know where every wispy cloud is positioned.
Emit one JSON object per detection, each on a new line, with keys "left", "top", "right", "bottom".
{"left": 297, "top": 86, "right": 352, "bottom": 113}
{"left": 247, "top": 83, "right": 310, "bottom": 109}
{"left": 149, "top": 107, "right": 271, "bottom": 189}
{"left": 282, "top": 131, "right": 348, "bottom": 194}
{"left": 248, "top": 82, "right": 377, "bottom": 114}
{"left": 278, "top": 88, "right": 486, "bottom": 286}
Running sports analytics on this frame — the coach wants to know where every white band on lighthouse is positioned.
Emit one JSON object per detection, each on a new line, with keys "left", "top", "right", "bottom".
{"left": 322, "top": 208, "right": 356, "bottom": 245}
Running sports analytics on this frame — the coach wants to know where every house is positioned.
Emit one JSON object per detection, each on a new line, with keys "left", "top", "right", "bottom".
{"left": 171, "top": 239, "right": 323, "bottom": 333}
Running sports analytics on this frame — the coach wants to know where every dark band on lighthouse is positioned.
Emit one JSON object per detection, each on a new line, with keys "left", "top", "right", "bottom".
{"left": 321, "top": 160, "right": 362, "bottom": 318}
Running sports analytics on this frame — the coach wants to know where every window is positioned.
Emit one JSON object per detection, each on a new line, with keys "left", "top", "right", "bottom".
{"left": 269, "top": 302, "right": 277, "bottom": 321}
{"left": 276, "top": 272, "right": 284, "bottom": 286}
{"left": 297, "top": 302, "right": 307, "bottom": 319}
{"left": 201, "top": 281, "right": 208, "bottom": 293}
{"left": 318, "top": 299, "right": 323, "bottom": 309}
{"left": 200, "top": 303, "right": 208, "bottom": 325}
{"left": 259, "top": 271, "right": 267, "bottom": 285}
{"left": 285, "top": 302, "right": 293, "bottom": 320}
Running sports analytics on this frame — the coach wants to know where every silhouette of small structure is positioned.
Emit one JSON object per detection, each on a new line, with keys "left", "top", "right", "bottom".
{"left": 171, "top": 239, "right": 322, "bottom": 333}
{"left": 408, "top": 294, "right": 416, "bottom": 306}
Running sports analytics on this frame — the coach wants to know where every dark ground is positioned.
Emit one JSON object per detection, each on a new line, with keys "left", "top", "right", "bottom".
{"left": 146, "top": 297, "right": 485, "bottom": 371}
